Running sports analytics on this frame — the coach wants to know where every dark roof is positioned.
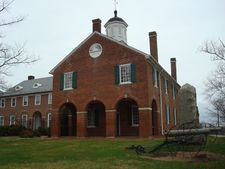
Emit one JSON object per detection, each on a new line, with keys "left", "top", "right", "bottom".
{"left": 105, "top": 10, "right": 128, "bottom": 27}
{"left": 2, "top": 77, "right": 52, "bottom": 97}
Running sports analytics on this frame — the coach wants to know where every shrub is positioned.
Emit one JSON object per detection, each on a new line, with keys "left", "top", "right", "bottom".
{"left": 37, "top": 127, "right": 48, "bottom": 136}
{"left": 8, "top": 125, "right": 25, "bottom": 136}
{"left": 19, "top": 129, "right": 34, "bottom": 138}
{"left": 0, "top": 126, "right": 9, "bottom": 136}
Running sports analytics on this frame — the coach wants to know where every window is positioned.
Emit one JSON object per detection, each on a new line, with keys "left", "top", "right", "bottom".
{"left": 0, "top": 116, "right": 4, "bottom": 126}
{"left": 60, "top": 72, "right": 77, "bottom": 90}
{"left": 23, "top": 96, "right": 28, "bottom": 106}
{"left": 131, "top": 105, "right": 139, "bottom": 126}
{"left": 114, "top": 64, "right": 136, "bottom": 85}
{"left": 165, "top": 105, "right": 170, "bottom": 125}
{"left": 35, "top": 95, "right": 41, "bottom": 105}
{"left": 48, "top": 93, "right": 52, "bottom": 105}
{"left": 174, "top": 108, "right": 177, "bottom": 126}
{"left": 21, "top": 114, "right": 28, "bottom": 128}
{"left": 172, "top": 84, "right": 175, "bottom": 99}
{"left": 164, "top": 78, "right": 168, "bottom": 94}
{"left": 11, "top": 97, "right": 16, "bottom": 107}
{"left": 10, "top": 115, "right": 16, "bottom": 125}
{"left": 0, "top": 98, "right": 5, "bottom": 108}
{"left": 152, "top": 67, "right": 159, "bottom": 88}
{"left": 33, "top": 83, "right": 42, "bottom": 88}
{"left": 87, "top": 108, "right": 97, "bottom": 127}
{"left": 47, "top": 113, "right": 51, "bottom": 128}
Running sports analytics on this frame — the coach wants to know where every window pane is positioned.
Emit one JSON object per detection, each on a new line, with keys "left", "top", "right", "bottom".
{"left": 132, "top": 106, "right": 139, "bottom": 125}
{"left": 64, "top": 72, "right": 73, "bottom": 89}
{"left": 120, "top": 64, "right": 131, "bottom": 84}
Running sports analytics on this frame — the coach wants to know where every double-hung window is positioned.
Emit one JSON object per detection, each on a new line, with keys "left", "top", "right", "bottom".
{"left": 164, "top": 78, "right": 168, "bottom": 94}
{"left": 23, "top": 96, "right": 28, "bottom": 106}
{"left": 10, "top": 115, "right": 16, "bottom": 125}
{"left": 120, "top": 64, "right": 131, "bottom": 84}
{"left": 35, "top": 95, "right": 41, "bottom": 105}
{"left": 114, "top": 63, "right": 136, "bottom": 85}
{"left": 174, "top": 108, "right": 177, "bottom": 126}
{"left": 0, "top": 116, "right": 4, "bottom": 126}
{"left": 11, "top": 97, "right": 16, "bottom": 107}
{"left": 60, "top": 72, "right": 77, "bottom": 90}
{"left": 48, "top": 93, "right": 52, "bottom": 105}
{"left": 0, "top": 98, "right": 5, "bottom": 108}
{"left": 165, "top": 105, "right": 170, "bottom": 125}
{"left": 47, "top": 113, "right": 51, "bottom": 128}
{"left": 21, "top": 114, "right": 28, "bottom": 128}
{"left": 152, "top": 67, "right": 159, "bottom": 88}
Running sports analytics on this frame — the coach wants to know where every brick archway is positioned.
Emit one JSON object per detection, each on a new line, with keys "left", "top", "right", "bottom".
{"left": 116, "top": 98, "right": 139, "bottom": 136}
{"left": 86, "top": 100, "right": 106, "bottom": 137}
{"left": 59, "top": 103, "right": 77, "bottom": 136}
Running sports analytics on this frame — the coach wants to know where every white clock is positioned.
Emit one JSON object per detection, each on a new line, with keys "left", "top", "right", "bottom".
{"left": 89, "top": 43, "right": 102, "bottom": 58}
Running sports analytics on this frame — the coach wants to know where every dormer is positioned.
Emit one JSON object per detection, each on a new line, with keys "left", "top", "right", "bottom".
{"left": 104, "top": 10, "right": 128, "bottom": 44}
{"left": 33, "top": 83, "right": 42, "bottom": 88}
{"left": 15, "top": 85, "right": 23, "bottom": 91}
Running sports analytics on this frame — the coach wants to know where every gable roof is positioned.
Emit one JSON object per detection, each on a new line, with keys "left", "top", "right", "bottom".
{"left": 2, "top": 77, "right": 52, "bottom": 97}
{"left": 49, "top": 31, "right": 151, "bottom": 74}
{"left": 49, "top": 31, "right": 179, "bottom": 87}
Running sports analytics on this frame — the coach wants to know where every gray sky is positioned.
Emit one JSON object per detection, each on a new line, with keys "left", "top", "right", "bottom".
{"left": 3, "top": 0, "right": 225, "bottom": 122}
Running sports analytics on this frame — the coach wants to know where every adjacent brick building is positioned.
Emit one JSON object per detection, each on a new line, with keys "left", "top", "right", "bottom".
{"left": 50, "top": 10, "right": 180, "bottom": 138}
{"left": 0, "top": 76, "right": 52, "bottom": 129}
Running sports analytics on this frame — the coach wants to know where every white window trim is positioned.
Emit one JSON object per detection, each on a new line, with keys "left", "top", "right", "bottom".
{"left": 64, "top": 72, "right": 73, "bottom": 90}
{"left": 48, "top": 93, "right": 52, "bottom": 105}
{"left": 47, "top": 113, "right": 51, "bottom": 128}
{"left": 0, "top": 116, "right": 4, "bottom": 126}
{"left": 165, "top": 78, "right": 168, "bottom": 94}
{"left": 35, "top": 94, "right": 41, "bottom": 105}
{"left": 119, "top": 63, "right": 132, "bottom": 85}
{"left": 166, "top": 105, "right": 170, "bottom": 125}
{"left": 11, "top": 97, "right": 17, "bottom": 107}
{"left": 23, "top": 96, "right": 29, "bottom": 106}
{"left": 10, "top": 115, "right": 16, "bottom": 125}
{"left": 0, "top": 98, "right": 5, "bottom": 108}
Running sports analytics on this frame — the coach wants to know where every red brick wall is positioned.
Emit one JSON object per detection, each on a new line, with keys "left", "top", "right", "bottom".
{"left": 0, "top": 93, "right": 52, "bottom": 128}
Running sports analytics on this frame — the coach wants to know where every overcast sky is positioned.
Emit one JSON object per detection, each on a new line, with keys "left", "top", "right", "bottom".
{"left": 2, "top": 0, "right": 225, "bottom": 122}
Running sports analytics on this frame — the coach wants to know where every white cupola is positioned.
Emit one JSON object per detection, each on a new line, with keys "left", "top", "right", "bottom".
{"left": 104, "top": 10, "right": 128, "bottom": 43}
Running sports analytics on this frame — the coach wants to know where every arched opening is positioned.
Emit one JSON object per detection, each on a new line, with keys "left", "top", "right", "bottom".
{"left": 116, "top": 98, "right": 139, "bottom": 136}
{"left": 86, "top": 100, "right": 106, "bottom": 136}
{"left": 151, "top": 100, "right": 158, "bottom": 136}
{"left": 59, "top": 103, "right": 77, "bottom": 136}
{"left": 33, "top": 111, "right": 42, "bottom": 130}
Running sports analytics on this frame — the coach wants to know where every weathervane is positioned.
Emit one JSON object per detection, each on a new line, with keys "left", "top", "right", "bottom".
{"left": 113, "top": 0, "right": 118, "bottom": 10}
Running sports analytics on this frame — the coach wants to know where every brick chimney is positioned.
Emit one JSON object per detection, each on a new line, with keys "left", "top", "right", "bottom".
{"left": 92, "top": 18, "right": 101, "bottom": 33}
{"left": 149, "top": 31, "right": 158, "bottom": 62}
{"left": 170, "top": 58, "right": 177, "bottom": 81}
{"left": 28, "top": 75, "right": 35, "bottom": 80}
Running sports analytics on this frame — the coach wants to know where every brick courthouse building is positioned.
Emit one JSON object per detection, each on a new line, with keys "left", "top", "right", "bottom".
{"left": 50, "top": 10, "right": 180, "bottom": 138}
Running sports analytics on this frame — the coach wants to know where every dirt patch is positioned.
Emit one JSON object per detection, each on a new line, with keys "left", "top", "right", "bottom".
{"left": 142, "top": 152, "right": 225, "bottom": 162}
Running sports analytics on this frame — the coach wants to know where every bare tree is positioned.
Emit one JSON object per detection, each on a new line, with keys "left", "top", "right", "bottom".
{"left": 201, "top": 40, "right": 225, "bottom": 126}
{"left": 0, "top": 0, "right": 37, "bottom": 90}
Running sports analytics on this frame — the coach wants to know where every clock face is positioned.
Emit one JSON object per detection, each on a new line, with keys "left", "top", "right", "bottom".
{"left": 89, "top": 43, "right": 102, "bottom": 58}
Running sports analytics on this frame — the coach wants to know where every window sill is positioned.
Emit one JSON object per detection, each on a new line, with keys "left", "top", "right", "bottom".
{"left": 119, "top": 82, "right": 132, "bottom": 85}
{"left": 63, "top": 88, "right": 73, "bottom": 91}
{"left": 87, "top": 125, "right": 96, "bottom": 128}
{"left": 131, "top": 124, "right": 139, "bottom": 127}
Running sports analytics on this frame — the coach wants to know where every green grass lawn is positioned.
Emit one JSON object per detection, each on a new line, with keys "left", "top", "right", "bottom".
{"left": 0, "top": 137, "right": 225, "bottom": 169}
